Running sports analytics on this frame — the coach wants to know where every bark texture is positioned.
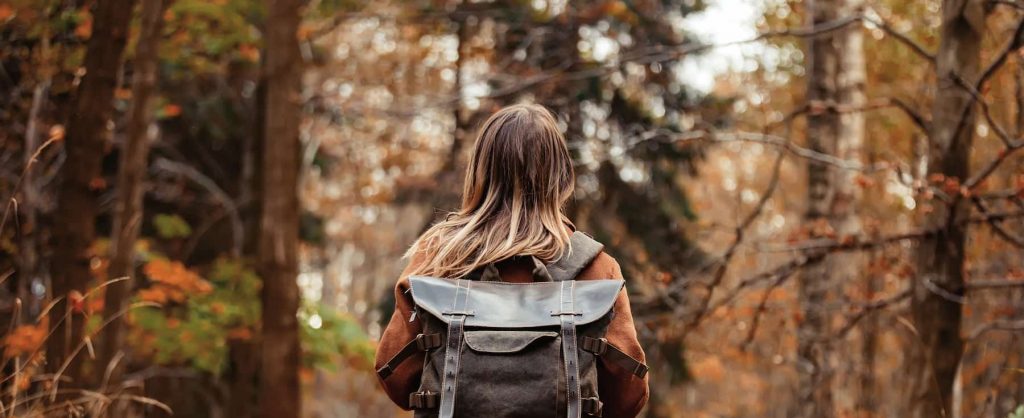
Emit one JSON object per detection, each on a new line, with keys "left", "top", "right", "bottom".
{"left": 833, "top": 0, "right": 868, "bottom": 413}
{"left": 794, "top": 0, "right": 840, "bottom": 416}
{"left": 257, "top": 0, "right": 304, "bottom": 417}
{"left": 100, "top": 0, "right": 168, "bottom": 385}
{"left": 909, "top": 1, "right": 987, "bottom": 417}
{"left": 47, "top": 0, "right": 138, "bottom": 381}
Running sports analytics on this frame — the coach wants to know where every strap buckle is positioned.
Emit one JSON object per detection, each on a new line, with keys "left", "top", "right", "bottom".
{"left": 409, "top": 391, "right": 439, "bottom": 409}
{"left": 415, "top": 333, "right": 442, "bottom": 351}
{"left": 634, "top": 362, "right": 650, "bottom": 379}
{"left": 550, "top": 310, "right": 584, "bottom": 316}
{"left": 376, "top": 364, "right": 394, "bottom": 379}
{"left": 582, "top": 397, "right": 603, "bottom": 417}
{"left": 581, "top": 337, "right": 609, "bottom": 356}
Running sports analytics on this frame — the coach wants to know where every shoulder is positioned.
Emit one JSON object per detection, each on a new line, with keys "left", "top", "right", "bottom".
{"left": 394, "top": 248, "right": 430, "bottom": 292}
{"left": 575, "top": 250, "right": 623, "bottom": 281}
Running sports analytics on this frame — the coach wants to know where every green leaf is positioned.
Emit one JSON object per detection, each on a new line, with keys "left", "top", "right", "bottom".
{"left": 153, "top": 213, "right": 192, "bottom": 239}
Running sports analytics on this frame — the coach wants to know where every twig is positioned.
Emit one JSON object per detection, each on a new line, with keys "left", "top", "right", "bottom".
{"left": 971, "top": 196, "right": 1024, "bottom": 248}
{"left": 820, "top": 288, "right": 913, "bottom": 343}
{"left": 968, "top": 319, "right": 1024, "bottom": 340}
{"left": 862, "top": 14, "right": 936, "bottom": 63}
{"left": 0, "top": 134, "right": 62, "bottom": 233}
{"left": 151, "top": 158, "right": 244, "bottom": 257}
{"left": 682, "top": 150, "right": 786, "bottom": 332}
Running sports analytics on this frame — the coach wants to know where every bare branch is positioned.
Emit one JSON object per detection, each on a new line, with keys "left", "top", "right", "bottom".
{"left": 820, "top": 288, "right": 913, "bottom": 343}
{"left": 657, "top": 130, "right": 875, "bottom": 171}
{"left": 862, "top": 14, "right": 936, "bottom": 63}
{"left": 968, "top": 319, "right": 1024, "bottom": 340}
{"left": 151, "top": 158, "right": 244, "bottom": 257}
{"left": 966, "top": 278, "right": 1024, "bottom": 290}
{"left": 971, "top": 196, "right": 1024, "bottom": 248}
{"left": 680, "top": 150, "right": 786, "bottom": 331}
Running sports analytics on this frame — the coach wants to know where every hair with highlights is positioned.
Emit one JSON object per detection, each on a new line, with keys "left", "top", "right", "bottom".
{"left": 405, "top": 103, "right": 575, "bottom": 278}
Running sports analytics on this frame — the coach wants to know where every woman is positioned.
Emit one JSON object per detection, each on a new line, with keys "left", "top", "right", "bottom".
{"left": 375, "top": 103, "right": 649, "bottom": 417}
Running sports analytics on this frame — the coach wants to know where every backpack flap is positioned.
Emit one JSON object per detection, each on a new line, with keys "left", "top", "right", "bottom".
{"left": 407, "top": 276, "right": 624, "bottom": 328}
{"left": 464, "top": 330, "right": 558, "bottom": 353}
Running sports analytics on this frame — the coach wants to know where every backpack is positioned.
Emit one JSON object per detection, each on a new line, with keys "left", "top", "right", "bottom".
{"left": 377, "top": 231, "right": 648, "bottom": 418}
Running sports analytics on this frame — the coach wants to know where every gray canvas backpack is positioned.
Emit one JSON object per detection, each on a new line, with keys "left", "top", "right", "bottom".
{"left": 377, "top": 231, "right": 648, "bottom": 418}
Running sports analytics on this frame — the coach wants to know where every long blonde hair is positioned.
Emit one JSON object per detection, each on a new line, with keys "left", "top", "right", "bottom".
{"left": 405, "top": 103, "right": 575, "bottom": 278}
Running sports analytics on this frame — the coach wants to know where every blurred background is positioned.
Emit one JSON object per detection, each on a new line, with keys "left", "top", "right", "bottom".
{"left": 1, "top": 0, "right": 1024, "bottom": 417}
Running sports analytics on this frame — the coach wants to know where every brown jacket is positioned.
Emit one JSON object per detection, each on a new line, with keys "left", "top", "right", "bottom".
{"left": 375, "top": 250, "right": 650, "bottom": 418}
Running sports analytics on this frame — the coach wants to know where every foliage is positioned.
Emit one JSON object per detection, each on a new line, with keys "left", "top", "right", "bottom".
{"left": 153, "top": 213, "right": 193, "bottom": 239}
{"left": 300, "top": 303, "right": 375, "bottom": 371}
{"left": 130, "top": 257, "right": 250, "bottom": 373}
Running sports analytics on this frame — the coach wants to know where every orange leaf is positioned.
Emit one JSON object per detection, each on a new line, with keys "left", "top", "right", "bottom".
{"left": 0, "top": 4, "right": 15, "bottom": 21}
{"left": 68, "top": 290, "right": 85, "bottom": 313}
{"left": 74, "top": 10, "right": 92, "bottom": 39}
{"left": 48, "top": 125, "right": 65, "bottom": 141}
{"left": 162, "top": 104, "right": 182, "bottom": 118}
{"left": 88, "top": 177, "right": 107, "bottom": 191}
{"left": 4, "top": 324, "right": 47, "bottom": 358}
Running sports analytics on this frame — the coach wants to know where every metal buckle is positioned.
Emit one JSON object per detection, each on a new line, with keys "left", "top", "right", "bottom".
{"left": 582, "top": 397, "right": 603, "bottom": 417}
{"left": 409, "top": 391, "right": 438, "bottom": 409}
{"left": 583, "top": 337, "right": 609, "bottom": 356}
{"left": 415, "top": 333, "right": 441, "bottom": 351}
{"left": 634, "top": 363, "right": 649, "bottom": 378}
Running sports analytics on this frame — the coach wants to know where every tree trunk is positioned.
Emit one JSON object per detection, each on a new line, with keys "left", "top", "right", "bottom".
{"left": 99, "top": 0, "right": 168, "bottom": 387}
{"left": 228, "top": 79, "right": 266, "bottom": 418}
{"left": 20, "top": 59, "right": 50, "bottom": 322}
{"left": 47, "top": 0, "right": 138, "bottom": 383}
{"left": 833, "top": 0, "right": 868, "bottom": 414}
{"left": 258, "top": 0, "right": 304, "bottom": 417}
{"left": 794, "top": 0, "right": 840, "bottom": 416}
{"left": 909, "top": 1, "right": 987, "bottom": 417}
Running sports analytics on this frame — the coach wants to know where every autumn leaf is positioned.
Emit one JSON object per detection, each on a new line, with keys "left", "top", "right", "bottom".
{"left": 0, "top": 4, "right": 15, "bottom": 21}
{"left": 88, "top": 177, "right": 107, "bottom": 191}
{"left": 4, "top": 324, "right": 46, "bottom": 358}
{"left": 48, "top": 125, "right": 65, "bottom": 141}
{"left": 115, "top": 87, "right": 132, "bottom": 100}
{"left": 142, "top": 259, "right": 213, "bottom": 297}
{"left": 68, "top": 290, "right": 86, "bottom": 313}
{"left": 238, "top": 44, "right": 260, "bottom": 63}
{"left": 160, "top": 104, "right": 182, "bottom": 118}
{"left": 228, "top": 327, "right": 253, "bottom": 341}
{"left": 74, "top": 9, "right": 92, "bottom": 39}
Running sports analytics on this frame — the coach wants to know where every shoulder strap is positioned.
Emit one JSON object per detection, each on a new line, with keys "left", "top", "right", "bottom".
{"left": 546, "top": 231, "right": 604, "bottom": 282}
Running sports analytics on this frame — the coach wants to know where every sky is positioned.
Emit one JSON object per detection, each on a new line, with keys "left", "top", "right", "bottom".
{"left": 678, "top": 0, "right": 765, "bottom": 92}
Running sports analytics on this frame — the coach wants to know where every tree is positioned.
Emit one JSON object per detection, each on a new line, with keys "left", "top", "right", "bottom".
{"left": 48, "top": 0, "right": 139, "bottom": 383}
{"left": 832, "top": 0, "right": 869, "bottom": 413}
{"left": 258, "top": 0, "right": 304, "bottom": 417}
{"left": 99, "top": 0, "right": 169, "bottom": 387}
{"left": 909, "top": 1, "right": 988, "bottom": 417}
{"left": 794, "top": 0, "right": 841, "bottom": 416}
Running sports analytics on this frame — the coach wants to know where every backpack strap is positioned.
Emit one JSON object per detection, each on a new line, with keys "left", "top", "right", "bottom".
{"left": 581, "top": 337, "right": 649, "bottom": 379}
{"left": 439, "top": 279, "right": 472, "bottom": 418}
{"left": 546, "top": 231, "right": 604, "bottom": 282}
{"left": 376, "top": 333, "right": 442, "bottom": 380}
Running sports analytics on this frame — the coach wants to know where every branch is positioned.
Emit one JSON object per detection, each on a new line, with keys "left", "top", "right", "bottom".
{"left": 819, "top": 288, "right": 913, "bottom": 343}
{"left": 949, "top": 16, "right": 1024, "bottom": 156}
{"left": 655, "top": 129, "right": 876, "bottom": 171}
{"left": 678, "top": 150, "right": 786, "bottom": 331}
{"left": 971, "top": 196, "right": 1024, "bottom": 248}
{"left": 151, "top": 158, "right": 244, "bottom": 257}
{"left": 862, "top": 14, "right": 936, "bottom": 63}
{"left": 966, "top": 278, "right": 1024, "bottom": 290}
{"left": 968, "top": 319, "right": 1024, "bottom": 340}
